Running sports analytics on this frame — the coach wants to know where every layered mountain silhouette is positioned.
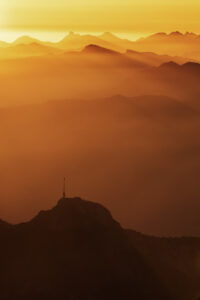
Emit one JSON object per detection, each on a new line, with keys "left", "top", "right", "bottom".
{"left": 0, "top": 42, "right": 62, "bottom": 58}
{"left": 126, "top": 49, "right": 189, "bottom": 66}
{"left": 132, "top": 31, "right": 200, "bottom": 60}
{"left": 0, "top": 31, "right": 199, "bottom": 63}
{"left": 68, "top": 45, "right": 146, "bottom": 68}
{"left": 56, "top": 31, "right": 120, "bottom": 52}
{"left": 13, "top": 35, "right": 42, "bottom": 45}
{"left": 75, "top": 45, "right": 189, "bottom": 67}
{"left": 81, "top": 44, "right": 119, "bottom": 55}
{"left": 0, "top": 45, "right": 200, "bottom": 106}
{"left": 0, "top": 197, "right": 171, "bottom": 300}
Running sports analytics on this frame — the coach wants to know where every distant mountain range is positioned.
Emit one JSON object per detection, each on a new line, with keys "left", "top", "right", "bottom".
{"left": 0, "top": 197, "right": 199, "bottom": 300}
{"left": 0, "top": 42, "right": 62, "bottom": 59}
{"left": 132, "top": 31, "right": 200, "bottom": 60}
{"left": 0, "top": 43, "right": 200, "bottom": 106}
{"left": 1, "top": 31, "right": 200, "bottom": 62}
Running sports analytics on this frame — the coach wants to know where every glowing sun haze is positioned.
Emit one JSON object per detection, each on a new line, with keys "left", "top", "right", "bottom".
{"left": 0, "top": 0, "right": 200, "bottom": 41}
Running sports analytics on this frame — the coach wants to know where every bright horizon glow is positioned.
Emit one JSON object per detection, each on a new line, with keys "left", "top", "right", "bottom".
{"left": 1, "top": 0, "right": 200, "bottom": 40}
{"left": 0, "top": 29, "right": 200, "bottom": 44}
{"left": 0, "top": 30, "right": 152, "bottom": 43}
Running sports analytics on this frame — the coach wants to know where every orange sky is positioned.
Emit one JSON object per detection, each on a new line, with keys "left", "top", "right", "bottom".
{"left": 0, "top": 0, "right": 200, "bottom": 41}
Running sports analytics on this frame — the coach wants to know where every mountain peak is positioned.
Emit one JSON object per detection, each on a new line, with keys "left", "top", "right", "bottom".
{"left": 82, "top": 44, "right": 118, "bottom": 54}
{"left": 150, "top": 32, "right": 167, "bottom": 38}
{"left": 13, "top": 35, "right": 38, "bottom": 45}
{"left": 148, "top": 31, "right": 184, "bottom": 39}
{"left": 60, "top": 31, "right": 81, "bottom": 42}
{"left": 68, "top": 31, "right": 77, "bottom": 37}
{"left": 185, "top": 31, "right": 196, "bottom": 36}
{"left": 0, "top": 196, "right": 171, "bottom": 300}
{"left": 28, "top": 197, "right": 121, "bottom": 232}
{"left": 100, "top": 32, "right": 117, "bottom": 38}
{"left": 67, "top": 31, "right": 81, "bottom": 38}
{"left": 169, "top": 31, "right": 183, "bottom": 36}
{"left": 160, "top": 61, "right": 180, "bottom": 68}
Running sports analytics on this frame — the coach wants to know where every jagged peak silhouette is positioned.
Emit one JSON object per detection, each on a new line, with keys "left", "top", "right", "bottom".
{"left": 82, "top": 44, "right": 119, "bottom": 54}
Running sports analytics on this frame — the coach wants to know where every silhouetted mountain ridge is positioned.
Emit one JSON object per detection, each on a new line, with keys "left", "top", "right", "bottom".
{"left": 82, "top": 44, "right": 119, "bottom": 55}
{"left": 26, "top": 197, "right": 121, "bottom": 231}
{"left": 0, "top": 197, "right": 171, "bottom": 300}
{"left": 160, "top": 61, "right": 200, "bottom": 75}
{"left": 127, "top": 230, "right": 200, "bottom": 300}
{"left": 0, "top": 219, "right": 11, "bottom": 230}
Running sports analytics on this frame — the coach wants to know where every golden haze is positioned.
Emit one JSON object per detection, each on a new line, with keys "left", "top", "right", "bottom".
{"left": 1, "top": 0, "right": 200, "bottom": 37}
{"left": 0, "top": 0, "right": 200, "bottom": 237}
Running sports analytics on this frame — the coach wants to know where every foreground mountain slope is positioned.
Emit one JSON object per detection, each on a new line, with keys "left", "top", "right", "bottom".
{"left": 127, "top": 230, "right": 200, "bottom": 300}
{"left": 1, "top": 196, "right": 200, "bottom": 300}
{"left": 0, "top": 197, "right": 171, "bottom": 300}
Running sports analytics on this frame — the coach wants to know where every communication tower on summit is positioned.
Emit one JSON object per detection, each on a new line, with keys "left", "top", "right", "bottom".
{"left": 62, "top": 177, "right": 66, "bottom": 198}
